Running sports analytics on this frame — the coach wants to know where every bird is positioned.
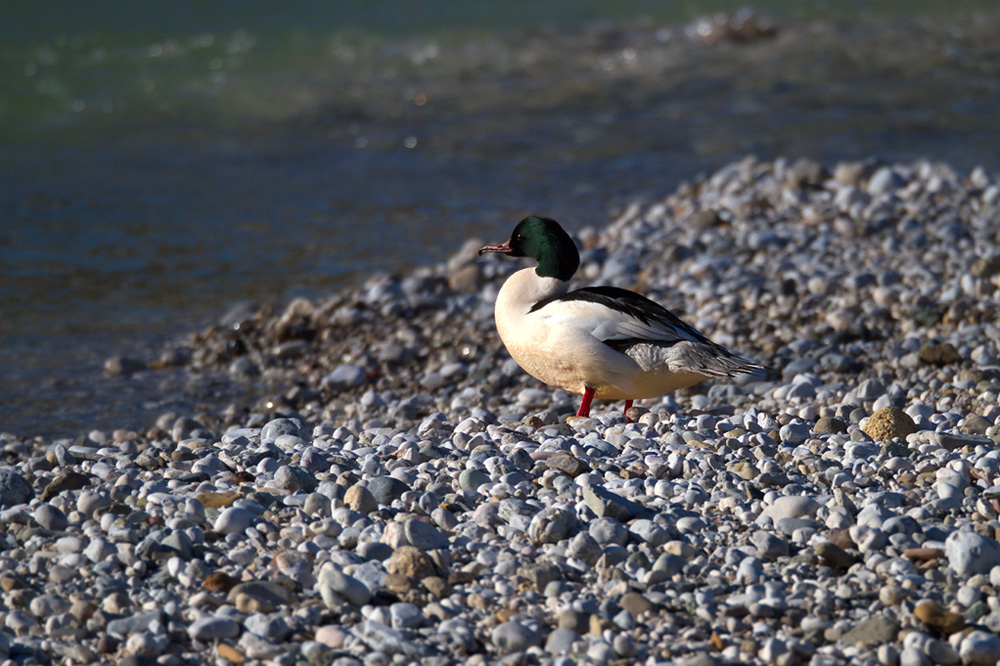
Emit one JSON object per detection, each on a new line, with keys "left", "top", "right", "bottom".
{"left": 479, "top": 215, "right": 762, "bottom": 419}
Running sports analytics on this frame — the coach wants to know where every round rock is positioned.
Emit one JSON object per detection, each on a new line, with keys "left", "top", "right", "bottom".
{"left": 403, "top": 519, "right": 448, "bottom": 550}
{"left": 367, "top": 476, "right": 410, "bottom": 506}
{"left": 33, "top": 504, "right": 69, "bottom": 531}
{"left": 491, "top": 621, "right": 541, "bottom": 655}
{"left": 0, "top": 468, "right": 32, "bottom": 508}
{"left": 214, "top": 507, "right": 257, "bottom": 535}
{"left": 863, "top": 407, "right": 917, "bottom": 441}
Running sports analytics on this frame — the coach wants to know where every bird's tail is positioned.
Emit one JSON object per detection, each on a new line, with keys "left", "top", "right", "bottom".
{"left": 689, "top": 342, "right": 766, "bottom": 378}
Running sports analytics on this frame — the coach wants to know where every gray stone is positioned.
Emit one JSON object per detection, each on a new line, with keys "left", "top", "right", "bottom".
{"left": 33, "top": 504, "right": 68, "bottom": 531}
{"left": 357, "top": 541, "right": 393, "bottom": 562}
{"left": 546, "top": 452, "right": 589, "bottom": 477}
{"left": 933, "top": 431, "right": 992, "bottom": 451}
{"left": 589, "top": 517, "right": 628, "bottom": 546}
{"left": 961, "top": 631, "right": 1000, "bottom": 666}
{"left": 545, "top": 627, "right": 579, "bottom": 655}
{"left": 775, "top": 517, "right": 821, "bottom": 537}
{"left": 322, "top": 365, "right": 366, "bottom": 391}
{"left": 29, "top": 594, "right": 72, "bottom": 617}
{"left": 76, "top": 490, "right": 110, "bottom": 518}
{"left": 161, "top": 531, "right": 194, "bottom": 561}
{"left": 389, "top": 602, "right": 423, "bottom": 629}
{"left": 735, "top": 556, "right": 764, "bottom": 584}
{"left": 565, "top": 532, "right": 602, "bottom": 565}
{"left": 868, "top": 167, "right": 906, "bottom": 195}
{"left": 778, "top": 423, "right": 811, "bottom": 445}
{"left": 751, "top": 531, "right": 789, "bottom": 561}
{"left": 840, "top": 615, "right": 899, "bottom": 646}
{"left": 367, "top": 476, "right": 410, "bottom": 506}
{"left": 189, "top": 616, "right": 240, "bottom": 641}
{"left": 946, "top": 531, "right": 1000, "bottom": 576}
{"left": 260, "top": 418, "right": 304, "bottom": 443}
{"left": 583, "top": 483, "right": 647, "bottom": 521}
{"left": 107, "top": 610, "right": 164, "bottom": 638}
{"left": 527, "top": 506, "right": 575, "bottom": 544}
{"left": 84, "top": 538, "right": 116, "bottom": 563}
{"left": 628, "top": 519, "right": 669, "bottom": 546}
{"left": 244, "top": 613, "right": 292, "bottom": 642}
{"left": 497, "top": 498, "right": 535, "bottom": 531}
{"left": 403, "top": 519, "right": 448, "bottom": 550}
{"left": 762, "top": 495, "right": 820, "bottom": 521}
{"left": 214, "top": 507, "right": 256, "bottom": 535}
{"left": 317, "top": 567, "right": 371, "bottom": 608}
{"left": 856, "top": 378, "right": 885, "bottom": 400}
{"left": 304, "top": 492, "right": 331, "bottom": 517}
{"left": 491, "top": 621, "right": 542, "bottom": 655}
{"left": 899, "top": 646, "right": 931, "bottom": 666}
{"left": 652, "top": 553, "right": 686, "bottom": 576}
{"left": 274, "top": 465, "right": 318, "bottom": 493}
{"left": 458, "top": 469, "right": 490, "bottom": 491}
{"left": 356, "top": 619, "right": 428, "bottom": 657}
{"left": 171, "top": 416, "right": 204, "bottom": 442}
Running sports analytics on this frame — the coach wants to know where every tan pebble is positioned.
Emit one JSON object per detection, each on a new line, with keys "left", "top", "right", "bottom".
{"left": 217, "top": 643, "right": 244, "bottom": 664}
{"left": 917, "top": 342, "right": 961, "bottom": 366}
{"left": 0, "top": 575, "right": 22, "bottom": 593}
{"left": 235, "top": 592, "right": 273, "bottom": 614}
{"left": 558, "top": 610, "right": 588, "bottom": 633}
{"left": 421, "top": 576, "right": 450, "bottom": 598}
{"left": 903, "top": 547, "right": 944, "bottom": 562}
{"left": 202, "top": 572, "right": 238, "bottom": 593}
{"left": 69, "top": 599, "right": 96, "bottom": 622}
{"left": 664, "top": 541, "right": 696, "bottom": 558}
{"left": 344, "top": 484, "right": 378, "bottom": 514}
{"left": 6, "top": 589, "right": 31, "bottom": 609}
{"left": 386, "top": 545, "right": 436, "bottom": 578}
{"left": 102, "top": 591, "right": 130, "bottom": 614}
{"left": 914, "top": 600, "right": 964, "bottom": 634}
{"left": 383, "top": 573, "right": 412, "bottom": 594}
{"left": 619, "top": 591, "right": 654, "bottom": 616}
{"left": 196, "top": 492, "right": 241, "bottom": 509}
{"left": 828, "top": 528, "right": 858, "bottom": 551}
{"left": 381, "top": 521, "right": 408, "bottom": 548}
{"left": 862, "top": 407, "right": 917, "bottom": 441}
{"left": 879, "top": 585, "right": 907, "bottom": 606}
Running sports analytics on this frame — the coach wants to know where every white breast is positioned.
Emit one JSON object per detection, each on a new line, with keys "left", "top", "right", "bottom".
{"left": 492, "top": 269, "right": 643, "bottom": 397}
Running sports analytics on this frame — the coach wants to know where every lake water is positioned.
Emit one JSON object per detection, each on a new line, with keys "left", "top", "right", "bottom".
{"left": 2, "top": 1, "right": 999, "bottom": 438}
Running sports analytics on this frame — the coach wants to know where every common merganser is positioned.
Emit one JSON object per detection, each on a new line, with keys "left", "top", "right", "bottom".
{"left": 479, "top": 215, "right": 762, "bottom": 418}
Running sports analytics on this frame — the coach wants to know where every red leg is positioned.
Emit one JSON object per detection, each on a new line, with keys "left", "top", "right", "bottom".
{"left": 576, "top": 386, "right": 596, "bottom": 417}
{"left": 624, "top": 399, "right": 633, "bottom": 421}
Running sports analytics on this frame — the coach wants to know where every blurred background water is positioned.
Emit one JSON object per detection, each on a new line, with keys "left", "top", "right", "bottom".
{"left": 2, "top": 1, "right": 1000, "bottom": 438}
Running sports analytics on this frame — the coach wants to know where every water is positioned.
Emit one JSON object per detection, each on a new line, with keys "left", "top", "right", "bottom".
{"left": 3, "top": 1, "right": 1000, "bottom": 438}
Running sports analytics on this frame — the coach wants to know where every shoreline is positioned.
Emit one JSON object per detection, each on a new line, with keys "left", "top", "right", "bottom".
{"left": 8, "top": 7, "right": 1000, "bottom": 441}
{"left": 3, "top": 155, "right": 1000, "bottom": 665}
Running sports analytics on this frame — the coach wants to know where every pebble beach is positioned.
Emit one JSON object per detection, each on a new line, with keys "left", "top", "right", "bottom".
{"left": 5, "top": 156, "right": 1000, "bottom": 666}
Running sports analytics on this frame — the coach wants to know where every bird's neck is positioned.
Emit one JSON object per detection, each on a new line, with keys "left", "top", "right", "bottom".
{"left": 496, "top": 268, "right": 570, "bottom": 317}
